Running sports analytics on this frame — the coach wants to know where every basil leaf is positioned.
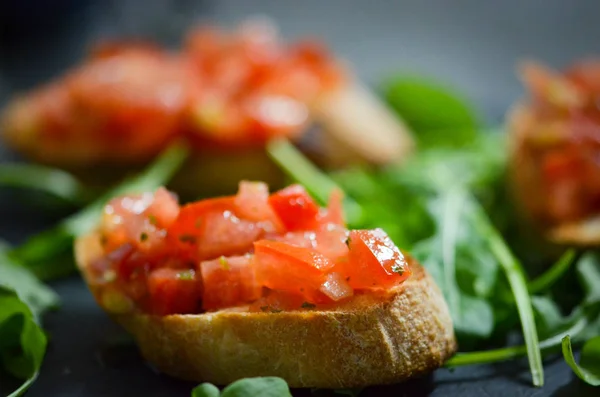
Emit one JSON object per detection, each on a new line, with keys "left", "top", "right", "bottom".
{"left": 221, "top": 377, "right": 292, "bottom": 397}
{"left": 382, "top": 76, "right": 478, "bottom": 148}
{"left": 0, "top": 287, "right": 47, "bottom": 397}
{"left": 562, "top": 335, "right": 600, "bottom": 386}
{"left": 11, "top": 142, "right": 189, "bottom": 281}
{"left": 192, "top": 383, "right": 221, "bottom": 397}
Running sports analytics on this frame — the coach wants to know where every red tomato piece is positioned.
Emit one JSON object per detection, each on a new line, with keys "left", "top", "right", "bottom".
{"left": 344, "top": 229, "right": 411, "bottom": 290}
{"left": 200, "top": 255, "right": 262, "bottom": 311}
{"left": 234, "top": 181, "right": 283, "bottom": 232}
{"left": 254, "top": 240, "right": 334, "bottom": 299}
{"left": 320, "top": 188, "right": 345, "bottom": 226}
{"left": 319, "top": 272, "right": 353, "bottom": 301}
{"left": 198, "top": 210, "right": 263, "bottom": 259}
{"left": 248, "top": 290, "right": 307, "bottom": 313}
{"left": 268, "top": 184, "right": 320, "bottom": 231}
{"left": 147, "top": 268, "right": 201, "bottom": 316}
{"left": 275, "top": 225, "right": 349, "bottom": 261}
{"left": 167, "top": 197, "right": 236, "bottom": 252}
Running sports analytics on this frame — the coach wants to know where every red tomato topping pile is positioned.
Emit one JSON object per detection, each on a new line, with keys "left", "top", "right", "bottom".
{"left": 512, "top": 60, "right": 600, "bottom": 225}
{"left": 1, "top": 19, "right": 344, "bottom": 165}
{"left": 88, "top": 182, "right": 412, "bottom": 316}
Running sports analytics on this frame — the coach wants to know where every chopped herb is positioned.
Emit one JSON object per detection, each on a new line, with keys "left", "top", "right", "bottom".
{"left": 195, "top": 219, "right": 203, "bottom": 229}
{"left": 391, "top": 262, "right": 405, "bottom": 275}
{"left": 345, "top": 237, "right": 351, "bottom": 247}
{"left": 301, "top": 302, "right": 316, "bottom": 309}
{"left": 271, "top": 309, "right": 283, "bottom": 313}
{"left": 140, "top": 232, "right": 149, "bottom": 242}
{"left": 179, "top": 234, "right": 197, "bottom": 244}
{"left": 148, "top": 215, "right": 157, "bottom": 225}
{"left": 177, "top": 270, "right": 195, "bottom": 281}
{"left": 260, "top": 306, "right": 270, "bottom": 312}
{"left": 346, "top": 276, "right": 351, "bottom": 282}
{"left": 219, "top": 256, "right": 230, "bottom": 270}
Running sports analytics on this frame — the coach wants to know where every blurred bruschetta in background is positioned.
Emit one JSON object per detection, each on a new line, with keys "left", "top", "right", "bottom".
{"left": 1, "top": 18, "right": 413, "bottom": 199}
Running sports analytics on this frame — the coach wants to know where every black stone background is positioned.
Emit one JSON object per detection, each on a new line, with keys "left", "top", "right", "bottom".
{"left": 0, "top": 1, "right": 599, "bottom": 396}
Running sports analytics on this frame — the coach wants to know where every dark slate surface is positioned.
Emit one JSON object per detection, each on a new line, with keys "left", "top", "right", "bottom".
{"left": 0, "top": 1, "right": 599, "bottom": 396}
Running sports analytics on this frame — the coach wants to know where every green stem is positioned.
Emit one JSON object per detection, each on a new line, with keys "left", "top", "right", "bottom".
{"left": 528, "top": 249, "right": 576, "bottom": 294}
{"left": 266, "top": 138, "right": 363, "bottom": 225}
{"left": 446, "top": 315, "right": 587, "bottom": 367}
{"left": 469, "top": 198, "right": 544, "bottom": 386}
{"left": 0, "top": 164, "right": 91, "bottom": 206}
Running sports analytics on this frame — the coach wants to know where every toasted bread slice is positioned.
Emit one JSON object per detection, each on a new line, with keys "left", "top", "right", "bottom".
{"left": 75, "top": 232, "right": 456, "bottom": 389}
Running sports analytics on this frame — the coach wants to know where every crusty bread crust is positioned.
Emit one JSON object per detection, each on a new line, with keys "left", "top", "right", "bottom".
{"left": 76, "top": 233, "right": 456, "bottom": 388}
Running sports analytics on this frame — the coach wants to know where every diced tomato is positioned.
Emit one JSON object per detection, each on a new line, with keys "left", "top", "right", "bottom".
{"left": 147, "top": 268, "right": 201, "bottom": 316}
{"left": 198, "top": 210, "right": 263, "bottom": 259}
{"left": 200, "top": 255, "right": 262, "bottom": 311}
{"left": 167, "top": 197, "right": 236, "bottom": 251}
{"left": 319, "top": 272, "right": 353, "bottom": 301}
{"left": 320, "top": 188, "right": 345, "bottom": 226}
{"left": 275, "top": 225, "right": 348, "bottom": 261}
{"left": 248, "top": 290, "right": 307, "bottom": 312}
{"left": 254, "top": 240, "right": 334, "bottom": 299}
{"left": 234, "top": 181, "right": 283, "bottom": 231}
{"left": 343, "top": 229, "right": 411, "bottom": 290}
{"left": 268, "top": 184, "right": 320, "bottom": 231}
{"left": 542, "top": 150, "right": 581, "bottom": 183}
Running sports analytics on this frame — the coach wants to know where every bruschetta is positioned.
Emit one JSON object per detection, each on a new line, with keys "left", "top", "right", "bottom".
{"left": 1, "top": 19, "right": 412, "bottom": 198}
{"left": 508, "top": 59, "right": 600, "bottom": 245}
{"left": 74, "top": 182, "right": 455, "bottom": 388}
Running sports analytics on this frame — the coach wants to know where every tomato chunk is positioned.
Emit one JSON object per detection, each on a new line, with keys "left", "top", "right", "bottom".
{"left": 268, "top": 184, "right": 320, "bottom": 231}
{"left": 200, "top": 255, "right": 262, "bottom": 311}
{"left": 344, "top": 229, "right": 411, "bottom": 289}
{"left": 147, "top": 268, "right": 201, "bottom": 316}
{"left": 254, "top": 240, "right": 334, "bottom": 299}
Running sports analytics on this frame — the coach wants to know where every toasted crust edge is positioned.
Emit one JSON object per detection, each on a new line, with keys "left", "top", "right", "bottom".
{"left": 76, "top": 233, "right": 456, "bottom": 388}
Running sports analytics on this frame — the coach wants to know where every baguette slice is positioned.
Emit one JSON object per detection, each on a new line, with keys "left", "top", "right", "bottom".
{"left": 75, "top": 232, "right": 456, "bottom": 389}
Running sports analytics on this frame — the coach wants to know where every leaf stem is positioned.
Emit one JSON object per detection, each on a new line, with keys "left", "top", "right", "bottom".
{"left": 528, "top": 249, "right": 576, "bottom": 294}
{"left": 266, "top": 138, "right": 363, "bottom": 225}
{"left": 446, "top": 315, "right": 587, "bottom": 367}
{"left": 469, "top": 198, "right": 544, "bottom": 386}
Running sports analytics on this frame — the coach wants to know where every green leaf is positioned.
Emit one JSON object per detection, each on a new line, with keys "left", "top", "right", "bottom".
{"left": 192, "top": 383, "right": 221, "bottom": 397}
{"left": 221, "top": 377, "right": 292, "bottom": 397}
{"left": 11, "top": 142, "right": 189, "bottom": 281}
{"left": 0, "top": 163, "right": 91, "bottom": 206}
{"left": 562, "top": 335, "right": 600, "bottom": 386}
{"left": 382, "top": 76, "right": 479, "bottom": 148}
{"left": 0, "top": 287, "right": 48, "bottom": 397}
{"left": 0, "top": 242, "right": 59, "bottom": 318}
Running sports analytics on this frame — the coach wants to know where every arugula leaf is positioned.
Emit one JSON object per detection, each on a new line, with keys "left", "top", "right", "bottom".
{"left": 382, "top": 76, "right": 479, "bottom": 148}
{"left": 562, "top": 335, "right": 600, "bottom": 386}
{"left": 192, "top": 383, "right": 221, "bottom": 397}
{"left": 0, "top": 163, "right": 91, "bottom": 206}
{"left": 0, "top": 242, "right": 59, "bottom": 319}
{"left": 192, "top": 377, "right": 292, "bottom": 397}
{"left": 411, "top": 191, "right": 495, "bottom": 341}
{"left": 11, "top": 142, "right": 189, "bottom": 281}
{"left": 0, "top": 287, "right": 47, "bottom": 397}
